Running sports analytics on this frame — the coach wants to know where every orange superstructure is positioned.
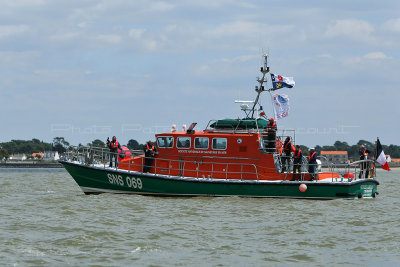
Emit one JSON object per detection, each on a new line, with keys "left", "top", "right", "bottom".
{"left": 118, "top": 123, "right": 320, "bottom": 181}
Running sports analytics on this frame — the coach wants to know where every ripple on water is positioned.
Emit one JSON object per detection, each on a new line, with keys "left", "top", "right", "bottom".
{"left": 0, "top": 169, "right": 400, "bottom": 266}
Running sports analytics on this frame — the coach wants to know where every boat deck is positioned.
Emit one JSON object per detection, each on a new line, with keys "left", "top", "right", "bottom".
{"left": 74, "top": 161, "right": 367, "bottom": 185}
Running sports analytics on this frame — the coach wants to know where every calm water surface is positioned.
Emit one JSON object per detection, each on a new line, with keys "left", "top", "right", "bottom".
{"left": 0, "top": 168, "right": 399, "bottom": 266}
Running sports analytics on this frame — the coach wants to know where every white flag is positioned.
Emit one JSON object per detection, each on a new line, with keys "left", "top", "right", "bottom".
{"left": 273, "top": 94, "right": 290, "bottom": 120}
{"left": 271, "top": 73, "right": 295, "bottom": 90}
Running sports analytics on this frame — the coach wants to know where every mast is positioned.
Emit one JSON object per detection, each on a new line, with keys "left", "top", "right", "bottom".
{"left": 250, "top": 54, "right": 270, "bottom": 118}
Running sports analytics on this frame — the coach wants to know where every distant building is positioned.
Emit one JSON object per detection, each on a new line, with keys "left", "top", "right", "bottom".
{"left": 390, "top": 158, "right": 400, "bottom": 165}
{"left": 32, "top": 153, "right": 44, "bottom": 159}
{"left": 321, "top": 151, "right": 348, "bottom": 164}
{"left": 43, "top": 151, "right": 59, "bottom": 161}
{"left": 10, "top": 154, "right": 27, "bottom": 161}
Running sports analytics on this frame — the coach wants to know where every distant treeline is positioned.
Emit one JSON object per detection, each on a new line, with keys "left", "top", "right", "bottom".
{"left": 0, "top": 137, "right": 399, "bottom": 161}
{"left": 0, "top": 137, "right": 145, "bottom": 159}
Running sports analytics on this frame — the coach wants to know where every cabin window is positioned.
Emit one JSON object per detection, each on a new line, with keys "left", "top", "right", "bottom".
{"left": 212, "top": 138, "right": 227, "bottom": 150}
{"left": 194, "top": 137, "right": 209, "bottom": 149}
{"left": 157, "top": 136, "right": 174, "bottom": 148}
{"left": 177, "top": 137, "right": 191, "bottom": 149}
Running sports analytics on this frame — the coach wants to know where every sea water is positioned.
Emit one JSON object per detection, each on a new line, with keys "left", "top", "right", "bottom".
{"left": 0, "top": 168, "right": 399, "bottom": 266}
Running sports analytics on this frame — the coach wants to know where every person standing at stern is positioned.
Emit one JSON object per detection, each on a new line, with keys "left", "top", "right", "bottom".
{"left": 359, "top": 145, "right": 371, "bottom": 178}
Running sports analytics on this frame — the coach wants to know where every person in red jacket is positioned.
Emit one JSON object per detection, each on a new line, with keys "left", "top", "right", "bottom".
{"left": 143, "top": 140, "right": 157, "bottom": 173}
{"left": 276, "top": 137, "right": 283, "bottom": 155}
{"left": 265, "top": 118, "right": 277, "bottom": 153}
{"left": 358, "top": 145, "right": 371, "bottom": 178}
{"left": 308, "top": 148, "right": 318, "bottom": 181}
{"left": 107, "top": 136, "right": 121, "bottom": 168}
{"left": 292, "top": 145, "right": 303, "bottom": 181}
{"left": 281, "top": 136, "right": 292, "bottom": 173}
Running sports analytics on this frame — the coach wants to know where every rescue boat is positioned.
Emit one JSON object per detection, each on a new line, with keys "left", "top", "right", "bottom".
{"left": 60, "top": 55, "right": 379, "bottom": 199}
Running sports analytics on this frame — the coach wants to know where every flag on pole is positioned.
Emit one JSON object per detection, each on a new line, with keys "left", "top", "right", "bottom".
{"left": 270, "top": 73, "right": 295, "bottom": 90}
{"left": 376, "top": 139, "right": 390, "bottom": 171}
{"left": 273, "top": 94, "right": 290, "bottom": 120}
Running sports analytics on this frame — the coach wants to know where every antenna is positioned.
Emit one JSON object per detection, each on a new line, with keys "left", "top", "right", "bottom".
{"left": 250, "top": 54, "right": 269, "bottom": 118}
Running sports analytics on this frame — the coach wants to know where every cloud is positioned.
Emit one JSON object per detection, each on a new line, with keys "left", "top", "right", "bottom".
{"left": 127, "top": 28, "right": 158, "bottom": 51}
{"left": 49, "top": 32, "right": 80, "bottom": 42}
{"left": 95, "top": 34, "right": 121, "bottom": 44}
{"left": 0, "top": 51, "right": 40, "bottom": 68}
{"left": 363, "top": 52, "right": 390, "bottom": 60}
{"left": 128, "top": 28, "right": 146, "bottom": 39}
{"left": 190, "top": 54, "right": 258, "bottom": 81}
{"left": 219, "top": 55, "right": 259, "bottom": 63}
{"left": 151, "top": 1, "right": 174, "bottom": 12}
{"left": 0, "top": 25, "right": 30, "bottom": 39}
{"left": 324, "top": 19, "right": 374, "bottom": 42}
{"left": 0, "top": 0, "right": 45, "bottom": 7}
{"left": 206, "top": 21, "right": 294, "bottom": 39}
{"left": 382, "top": 17, "right": 400, "bottom": 32}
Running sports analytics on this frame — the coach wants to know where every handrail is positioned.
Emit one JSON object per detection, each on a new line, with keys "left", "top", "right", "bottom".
{"left": 63, "top": 146, "right": 375, "bottom": 182}
{"left": 63, "top": 145, "right": 260, "bottom": 181}
{"left": 152, "top": 157, "right": 259, "bottom": 180}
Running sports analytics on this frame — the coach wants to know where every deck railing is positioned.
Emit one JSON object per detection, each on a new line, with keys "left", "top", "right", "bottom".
{"left": 271, "top": 154, "right": 375, "bottom": 181}
{"left": 260, "top": 129, "right": 296, "bottom": 154}
{"left": 62, "top": 146, "right": 260, "bottom": 181}
{"left": 62, "top": 146, "right": 375, "bottom": 182}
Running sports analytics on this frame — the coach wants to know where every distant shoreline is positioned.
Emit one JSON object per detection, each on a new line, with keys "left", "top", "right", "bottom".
{"left": 0, "top": 162, "right": 63, "bottom": 168}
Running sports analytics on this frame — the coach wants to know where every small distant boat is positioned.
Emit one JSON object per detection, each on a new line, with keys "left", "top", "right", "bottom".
{"left": 60, "top": 55, "right": 379, "bottom": 199}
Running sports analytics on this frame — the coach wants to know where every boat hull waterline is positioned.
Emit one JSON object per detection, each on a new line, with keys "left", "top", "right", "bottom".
{"left": 61, "top": 161, "right": 379, "bottom": 199}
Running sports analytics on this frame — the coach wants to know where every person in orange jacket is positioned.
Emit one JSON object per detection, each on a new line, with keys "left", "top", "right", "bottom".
{"left": 281, "top": 137, "right": 292, "bottom": 173}
{"left": 308, "top": 148, "right": 318, "bottom": 181}
{"left": 292, "top": 145, "right": 303, "bottom": 181}
{"left": 107, "top": 136, "right": 121, "bottom": 168}
{"left": 276, "top": 137, "right": 283, "bottom": 155}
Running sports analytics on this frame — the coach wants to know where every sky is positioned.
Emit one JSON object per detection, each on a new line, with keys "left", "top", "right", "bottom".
{"left": 1, "top": 0, "right": 400, "bottom": 147}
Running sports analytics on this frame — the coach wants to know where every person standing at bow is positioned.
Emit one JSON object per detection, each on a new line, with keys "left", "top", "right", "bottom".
{"left": 292, "top": 145, "right": 303, "bottom": 181}
{"left": 107, "top": 136, "right": 121, "bottom": 168}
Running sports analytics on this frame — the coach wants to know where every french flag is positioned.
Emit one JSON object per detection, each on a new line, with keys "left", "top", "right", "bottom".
{"left": 376, "top": 139, "right": 390, "bottom": 171}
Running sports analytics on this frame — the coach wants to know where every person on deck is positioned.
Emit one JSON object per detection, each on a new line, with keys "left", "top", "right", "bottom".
{"left": 359, "top": 145, "right": 371, "bottom": 178}
{"left": 143, "top": 140, "right": 157, "bottom": 173}
{"left": 276, "top": 137, "right": 283, "bottom": 156}
{"left": 292, "top": 145, "right": 303, "bottom": 181}
{"left": 281, "top": 137, "right": 292, "bottom": 173}
{"left": 266, "top": 118, "right": 277, "bottom": 153}
{"left": 308, "top": 148, "right": 318, "bottom": 181}
{"left": 107, "top": 136, "right": 121, "bottom": 168}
